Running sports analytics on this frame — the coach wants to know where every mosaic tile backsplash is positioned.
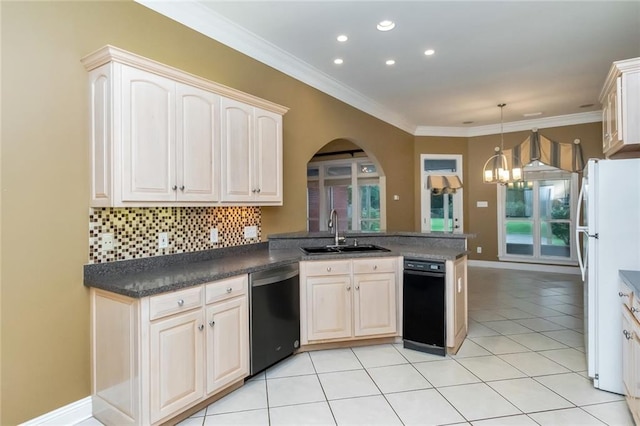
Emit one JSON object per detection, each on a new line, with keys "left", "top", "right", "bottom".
{"left": 89, "top": 207, "right": 261, "bottom": 263}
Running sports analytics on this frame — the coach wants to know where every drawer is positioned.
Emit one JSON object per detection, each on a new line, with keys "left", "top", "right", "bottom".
{"left": 205, "top": 275, "right": 248, "bottom": 305}
{"left": 303, "top": 260, "right": 352, "bottom": 277}
{"left": 353, "top": 257, "right": 398, "bottom": 274}
{"left": 632, "top": 295, "right": 640, "bottom": 324}
{"left": 620, "top": 281, "right": 634, "bottom": 310}
{"left": 149, "top": 286, "right": 203, "bottom": 321}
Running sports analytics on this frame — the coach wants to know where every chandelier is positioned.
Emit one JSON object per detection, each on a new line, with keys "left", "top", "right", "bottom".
{"left": 482, "top": 103, "right": 523, "bottom": 184}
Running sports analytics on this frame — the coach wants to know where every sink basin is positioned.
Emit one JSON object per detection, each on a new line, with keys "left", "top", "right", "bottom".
{"left": 300, "top": 244, "right": 390, "bottom": 255}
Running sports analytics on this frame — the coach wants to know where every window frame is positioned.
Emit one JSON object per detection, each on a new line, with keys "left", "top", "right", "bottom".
{"left": 497, "top": 162, "right": 579, "bottom": 265}
{"left": 307, "top": 157, "right": 385, "bottom": 232}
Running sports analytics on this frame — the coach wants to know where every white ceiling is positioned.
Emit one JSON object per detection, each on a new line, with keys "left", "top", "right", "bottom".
{"left": 138, "top": 1, "right": 640, "bottom": 135}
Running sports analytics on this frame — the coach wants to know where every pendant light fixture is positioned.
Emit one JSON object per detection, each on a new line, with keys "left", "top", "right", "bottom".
{"left": 482, "top": 103, "right": 523, "bottom": 184}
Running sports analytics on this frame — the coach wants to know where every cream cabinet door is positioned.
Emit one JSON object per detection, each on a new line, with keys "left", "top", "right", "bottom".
{"left": 220, "top": 97, "right": 253, "bottom": 201}
{"left": 447, "top": 257, "right": 468, "bottom": 352}
{"left": 353, "top": 272, "right": 397, "bottom": 337}
{"left": 121, "top": 65, "right": 176, "bottom": 202}
{"left": 205, "top": 296, "right": 249, "bottom": 395}
{"left": 253, "top": 108, "right": 282, "bottom": 203}
{"left": 176, "top": 84, "right": 219, "bottom": 202}
{"left": 307, "top": 275, "right": 352, "bottom": 341}
{"left": 149, "top": 309, "right": 204, "bottom": 423}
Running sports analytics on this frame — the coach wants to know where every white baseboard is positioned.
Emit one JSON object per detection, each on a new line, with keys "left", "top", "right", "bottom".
{"left": 19, "top": 396, "right": 92, "bottom": 426}
{"left": 468, "top": 259, "right": 581, "bottom": 275}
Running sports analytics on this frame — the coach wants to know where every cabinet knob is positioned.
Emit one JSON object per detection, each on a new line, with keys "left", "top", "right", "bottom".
{"left": 631, "top": 307, "right": 639, "bottom": 313}
{"left": 209, "top": 320, "right": 215, "bottom": 327}
{"left": 226, "top": 287, "right": 233, "bottom": 293}
{"left": 619, "top": 292, "right": 629, "bottom": 298}
{"left": 346, "top": 286, "right": 351, "bottom": 291}
{"left": 180, "top": 186, "right": 185, "bottom": 191}
{"left": 256, "top": 188, "right": 261, "bottom": 193}
{"left": 198, "top": 324, "right": 204, "bottom": 331}
{"left": 252, "top": 189, "right": 257, "bottom": 193}
{"left": 327, "top": 267, "right": 332, "bottom": 272}
{"left": 623, "top": 330, "right": 632, "bottom": 340}
{"left": 373, "top": 265, "right": 378, "bottom": 270}
{"left": 177, "top": 299, "right": 184, "bottom": 306}
{"left": 355, "top": 285, "right": 360, "bottom": 290}
{"left": 172, "top": 185, "right": 178, "bottom": 191}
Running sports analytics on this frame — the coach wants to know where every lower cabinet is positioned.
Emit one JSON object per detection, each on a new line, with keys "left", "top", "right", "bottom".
{"left": 446, "top": 256, "right": 468, "bottom": 353}
{"left": 301, "top": 257, "right": 400, "bottom": 344}
{"left": 92, "top": 275, "right": 249, "bottom": 425}
{"left": 620, "top": 281, "right": 640, "bottom": 425}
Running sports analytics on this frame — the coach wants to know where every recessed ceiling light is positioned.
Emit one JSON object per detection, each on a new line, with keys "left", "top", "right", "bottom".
{"left": 337, "top": 35, "right": 348, "bottom": 42}
{"left": 385, "top": 59, "right": 395, "bottom": 66}
{"left": 580, "top": 103, "right": 594, "bottom": 108}
{"left": 377, "top": 20, "right": 395, "bottom": 31}
{"left": 424, "top": 49, "right": 435, "bottom": 56}
{"left": 523, "top": 112, "right": 543, "bottom": 117}
{"left": 333, "top": 58, "right": 344, "bottom": 65}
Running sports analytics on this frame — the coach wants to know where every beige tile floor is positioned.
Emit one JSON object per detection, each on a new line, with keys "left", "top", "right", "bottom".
{"left": 80, "top": 267, "right": 635, "bottom": 426}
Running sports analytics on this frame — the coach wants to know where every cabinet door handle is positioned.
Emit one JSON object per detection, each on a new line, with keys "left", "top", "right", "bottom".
{"left": 172, "top": 185, "right": 178, "bottom": 191}
{"left": 198, "top": 324, "right": 204, "bottom": 331}
{"left": 226, "top": 287, "right": 233, "bottom": 293}
{"left": 619, "top": 292, "right": 629, "bottom": 298}
{"left": 180, "top": 186, "right": 185, "bottom": 191}
{"left": 209, "top": 320, "right": 215, "bottom": 327}
{"left": 177, "top": 299, "right": 184, "bottom": 306}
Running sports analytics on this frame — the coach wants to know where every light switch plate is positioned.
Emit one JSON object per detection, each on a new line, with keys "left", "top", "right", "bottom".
{"left": 477, "top": 201, "right": 488, "bottom": 208}
{"left": 244, "top": 226, "right": 258, "bottom": 239}
{"left": 158, "top": 232, "right": 169, "bottom": 249}
{"left": 210, "top": 228, "right": 219, "bottom": 244}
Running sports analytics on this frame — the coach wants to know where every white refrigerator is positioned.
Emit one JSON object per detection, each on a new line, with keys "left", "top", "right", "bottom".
{"left": 576, "top": 158, "right": 640, "bottom": 394}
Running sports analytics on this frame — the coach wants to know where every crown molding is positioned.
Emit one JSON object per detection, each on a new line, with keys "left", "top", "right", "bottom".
{"left": 135, "top": 0, "right": 417, "bottom": 134}
{"left": 135, "top": 1, "right": 602, "bottom": 138}
{"left": 416, "top": 111, "right": 602, "bottom": 137}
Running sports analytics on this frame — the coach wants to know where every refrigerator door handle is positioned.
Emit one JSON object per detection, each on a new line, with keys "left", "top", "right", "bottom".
{"left": 575, "top": 178, "right": 588, "bottom": 281}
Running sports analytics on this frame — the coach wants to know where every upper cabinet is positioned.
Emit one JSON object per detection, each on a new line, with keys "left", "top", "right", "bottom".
{"left": 82, "top": 45, "right": 288, "bottom": 207}
{"left": 600, "top": 57, "right": 640, "bottom": 158}
{"left": 219, "top": 99, "right": 282, "bottom": 203}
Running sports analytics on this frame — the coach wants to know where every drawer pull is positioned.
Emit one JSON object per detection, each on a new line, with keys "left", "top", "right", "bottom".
{"left": 177, "top": 299, "right": 184, "bottom": 306}
{"left": 209, "top": 320, "right": 215, "bottom": 327}
{"left": 226, "top": 287, "right": 233, "bottom": 293}
{"left": 631, "top": 307, "right": 639, "bottom": 313}
{"left": 619, "top": 292, "right": 629, "bottom": 298}
{"left": 198, "top": 324, "right": 204, "bottom": 331}
{"left": 327, "top": 267, "right": 332, "bottom": 272}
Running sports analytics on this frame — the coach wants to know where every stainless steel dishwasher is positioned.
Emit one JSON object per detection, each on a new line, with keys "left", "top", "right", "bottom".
{"left": 249, "top": 263, "right": 300, "bottom": 375}
{"left": 403, "top": 259, "right": 446, "bottom": 356}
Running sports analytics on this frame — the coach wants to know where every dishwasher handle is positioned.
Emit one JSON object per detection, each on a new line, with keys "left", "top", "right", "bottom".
{"left": 251, "top": 264, "right": 299, "bottom": 287}
{"left": 404, "top": 270, "right": 445, "bottom": 279}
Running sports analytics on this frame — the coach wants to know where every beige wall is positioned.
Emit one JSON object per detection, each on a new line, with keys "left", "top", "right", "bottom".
{"left": 0, "top": 1, "right": 414, "bottom": 423}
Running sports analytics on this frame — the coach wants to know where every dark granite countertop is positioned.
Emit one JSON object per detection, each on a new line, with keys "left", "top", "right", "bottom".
{"left": 620, "top": 270, "right": 640, "bottom": 294}
{"left": 84, "top": 239, "right": 468, "bottom": 298}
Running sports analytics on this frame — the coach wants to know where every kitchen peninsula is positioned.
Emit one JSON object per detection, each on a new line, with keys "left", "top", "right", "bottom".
{"left": 84, "top": 232, "right": 469, "bottom": 426}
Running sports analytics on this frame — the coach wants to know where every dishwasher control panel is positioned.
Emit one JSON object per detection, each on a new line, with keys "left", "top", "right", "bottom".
{"left": 404, "top": 259, "right": 445, "bottom": 273}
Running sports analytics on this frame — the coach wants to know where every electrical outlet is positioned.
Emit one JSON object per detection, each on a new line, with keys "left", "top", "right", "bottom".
{"left": 244, "top": 225, "right": 258, "bottom": 239}
{"left": 477, "top": 246, "right": 482, "bottom": 254}
{"left": 101, "top": 233, "right": 114, "bottom": 252}
{"left": 210, "top": 228, "right": 219, "bottom": 244}
{"left": 158, "top": 232, "right": 169, "bottom": 249}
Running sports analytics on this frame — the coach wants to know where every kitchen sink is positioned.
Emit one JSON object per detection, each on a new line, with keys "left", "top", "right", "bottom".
{"left": 300, "top": 244, "right": 390, "bottom": 255}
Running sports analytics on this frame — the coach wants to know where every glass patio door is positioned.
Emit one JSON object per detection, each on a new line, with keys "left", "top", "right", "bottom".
{"left": 420, "top": 154, "right": 463, "bottom": 233}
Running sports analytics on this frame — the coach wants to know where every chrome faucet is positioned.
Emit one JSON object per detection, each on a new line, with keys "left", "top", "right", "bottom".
{"left": 328, "top": 209, "right": 341, "bottom": 246}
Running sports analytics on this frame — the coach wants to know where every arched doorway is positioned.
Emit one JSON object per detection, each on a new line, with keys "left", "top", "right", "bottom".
{"left": 306, "top": 139, "right": 386, "bottom": 232}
